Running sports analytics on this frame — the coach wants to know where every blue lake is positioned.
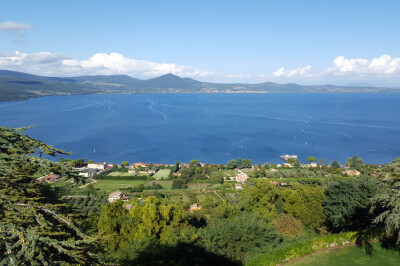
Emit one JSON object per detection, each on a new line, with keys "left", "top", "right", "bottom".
{"left": 0, "top": 93, "right": 399, "bottom": 164}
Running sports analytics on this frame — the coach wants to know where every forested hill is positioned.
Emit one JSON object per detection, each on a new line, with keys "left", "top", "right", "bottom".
{"left": 0, "top": 69, "right": 398, "bottom": 101}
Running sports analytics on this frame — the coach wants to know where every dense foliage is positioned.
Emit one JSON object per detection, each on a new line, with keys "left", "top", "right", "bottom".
{"left": 0, "top": 127, "right": 95, "bottom": 264}
{"left": 2, "top": 127, "right": 400, "bottom": 265}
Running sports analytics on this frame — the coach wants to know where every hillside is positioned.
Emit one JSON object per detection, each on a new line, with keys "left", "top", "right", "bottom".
{"left": 0, "top": 69, "right": 398, "bottom": 101}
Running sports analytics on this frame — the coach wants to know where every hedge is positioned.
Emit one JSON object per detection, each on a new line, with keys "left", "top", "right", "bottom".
{"left": 246, "top": 232, "right": 356, "bottom": 266}
{"left": 93, "top": 175, "right": 148, "bottom": 180}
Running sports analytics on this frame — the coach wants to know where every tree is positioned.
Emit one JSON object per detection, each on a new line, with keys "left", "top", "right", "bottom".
{"left": 210, "top": 171, "right": 224, "bottom": 184}
{"left": 190, "top": 159, "right": 200, "bottom": 167}
{"left": 226, "top": 159, "right": 237, "bottom": 169}
{"left": 201, "top": 214, "right": 281, "bottom": 262}
{"left": 74, "top": 158, "right": 85, "bottom": 167}
{"left": 172, "top": 179, "right": 184, "bottom": 189}
{"left": 173, "top": 161, "right": 180, "bottom": 172}
{"left": 243, "top": 159, "right": 252, "bottom": 168}
{"left": 306, "top": 156, "right": 316, "bottom": 163}
{"left": 272, "top": 214, "right": 305, "bottom": 236}
{"left": 121, "top": 161, "right": 129, "bottom": 168}
{"left": 282, "top": 184, "right": 326, "bottom": 230}
{"left": 351, "top": 155, "right": 358, "bottom": 168}
{"left": 323, "top": 179, "right": 376, "bottom": 233}
{"left": 0, "top": 127, "right": 95, "bottom": 264}
{"left": 147, "top": 162, "right": 154, "bottom": 169}
{"left": 88, "top": 159, "right": 94, "bottom": 163}
{"left": 238, "top": 180, "right": 280, "bottom": 220}
{"left": 369, "top": 158, "right": 400, "bottom": 243}
{"left": 331, "top": 160, "right": 340, "bottom": 169}
{"left": 318, "top": 159, "right": 324, "bottom": 164}
{"left": 288, "top": 158, "right": 296, "bottom": 164}
{"left": 98, "top": 201, "right": 130, "bottom": 250}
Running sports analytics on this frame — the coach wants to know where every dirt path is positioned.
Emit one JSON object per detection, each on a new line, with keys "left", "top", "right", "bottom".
{"left": 213, "top": 191, "right": 225, "bottom": 201}
{"left": 79, "top": 179, "right": 99, "bottom": 189}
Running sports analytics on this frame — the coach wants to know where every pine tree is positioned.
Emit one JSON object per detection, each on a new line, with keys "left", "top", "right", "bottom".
{"left": 0, "top": 127, "right": 96, "bottom": 264}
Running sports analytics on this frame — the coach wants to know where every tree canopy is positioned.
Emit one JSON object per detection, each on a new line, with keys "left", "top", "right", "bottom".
{"left": 0, "top": 127, "right": 95, "bottom": 264}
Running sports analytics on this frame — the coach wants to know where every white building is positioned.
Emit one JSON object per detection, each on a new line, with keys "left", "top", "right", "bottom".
{"left": 236, "top": 172, "right": 249, "bottom": 182}
{"left": 87, "top": 162, "right": 107, "bottom": 170}
{"left": 108, "top": 191, "right": 122, "bottom": 202}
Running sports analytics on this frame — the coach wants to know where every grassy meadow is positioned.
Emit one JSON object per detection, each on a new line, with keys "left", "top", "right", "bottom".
{"left": 289, "top": 243, "right": 400, "bottom": 266}
{"left": 153, "top": 169, "right": 171, "bottom": 179}
{"left": 92, "top": 179, "right": 146, "bottom": 192}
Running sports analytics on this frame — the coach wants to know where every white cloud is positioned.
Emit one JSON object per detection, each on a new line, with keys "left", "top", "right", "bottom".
{"left": 273, "top": 66, "right": 312, "bottom": 77}
{"left": 331, "top": 54, "right": 400, "bottom": 76}
{"left": 0, "top": 51, "right": 213, "bottom": 78}
{"left": 272, "top": 55, "right": 400, "bottom": 83}
{"left": 0, "top": 21, "right": 32, "bottom": 32}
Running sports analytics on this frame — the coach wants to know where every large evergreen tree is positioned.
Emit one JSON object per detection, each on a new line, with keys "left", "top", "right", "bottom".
{"left": 370, "top": 158, "right": 400, "bottom": 244}
{"left": 0, "top": 127, "right": 95, "bottom": 264}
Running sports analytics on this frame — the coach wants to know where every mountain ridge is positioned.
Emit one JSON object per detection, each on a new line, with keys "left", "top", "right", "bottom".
{"left": 0, "top": 69, "right": 398, "bottom": 101}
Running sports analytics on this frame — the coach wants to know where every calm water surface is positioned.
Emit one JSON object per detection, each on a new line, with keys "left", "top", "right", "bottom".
{"left": 1, "top": 93, "right": 399, "bottom": 164}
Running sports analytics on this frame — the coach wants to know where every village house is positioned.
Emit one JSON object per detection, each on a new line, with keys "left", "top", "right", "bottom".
{"left": 343, "top": 169, "right": 361, "bottom": 177}
{"left": 108, "top": 191, "right": 123, "bottom": 202}
{"left": 172, "top": 172, "right": 182, "bottom": 177}
{"left": 269, "top": 181, "right": 289, "bottom": 187}
{"left": 236, "top": 172, "right": 249, "bottom": 182}
{"left": 121, "top": 195, "right": 129, "bottom": 201}
{"left": 147, "top": 169, "right": 156, "bottom": 174}
{"left": 301, "top": 162, "right": 318, "bottom": 168}
{"left": 131, "top": 162, "right": 147, "bottom": 169}
{"left": 128, "top": 168, "right": 137, "bottom": 174}
{"left": 189, "top": 203, "right": 202, "bottom": 212}
{"left": 235, "top": 183, "right": 243, "bottom": 189}
{"left": 269, "top": 181, "right": 280, "bottom": 186}
{"left": 78, "top": 169, "right": 97, "bottom": 178}
{"left": 41, "top": 174, "right": 61, "bottom": 183}
{"left": 87, "top": 162, "right": 107, "bottom": 170}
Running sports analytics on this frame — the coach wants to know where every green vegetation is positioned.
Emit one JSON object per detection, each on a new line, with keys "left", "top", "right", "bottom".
{"left": 1, "top": 127, "right": 400, "bottom": 265}
{"left": 290, "top": 242, "right": 400, "bottom": 265}
{"left": 92, "top": 179, "right": 146, "bottom": 192}
{"left": 1, "top": 70, "right": 399, "bottom": 101}
{"left": 153, "top": 169, "right": 171, "bottom": 179}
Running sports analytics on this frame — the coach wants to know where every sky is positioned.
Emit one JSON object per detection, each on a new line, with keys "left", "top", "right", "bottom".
{"left": 1, "top": 0, "right": 400, "bottom": 86}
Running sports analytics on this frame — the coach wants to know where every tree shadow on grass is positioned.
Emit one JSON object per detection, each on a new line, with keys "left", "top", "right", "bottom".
{"left": 126, "top": 242, "right": 240, "bottom": 266}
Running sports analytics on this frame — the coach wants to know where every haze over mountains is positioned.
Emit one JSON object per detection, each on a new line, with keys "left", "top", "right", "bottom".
{"left": 0, "top": 69, "right": 398, "bottom": 101}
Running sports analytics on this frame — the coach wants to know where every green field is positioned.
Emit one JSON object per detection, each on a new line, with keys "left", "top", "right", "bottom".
{"left": 153, "top": 169, "right": 171, "bottom": 180}
{"left": 92, "top": 179, "right": 146, "bottom": 192}
{"left": 289, "top": 243, "right": 400, "bottom": 265}
{"left": 220, "top": 169, "right": 236, "bottom": 177}
{"left": 144, "top": 180, "right": 173, "bottom": 190}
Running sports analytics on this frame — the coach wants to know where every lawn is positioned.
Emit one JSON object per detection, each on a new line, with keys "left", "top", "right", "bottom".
{"left": 153, "top": 169, "right": 171, "bottom": 180}
{"left": 143, "top": 180, "right": 173, "bottom": 190}
{"left": 92, "top": 179, "right": 146, "bottom": 192}
{"left": 220, "top": 169, "right": 235, "bottom": 177}
{"left": 289, "top": 243, "right": 400, "bottom": 265}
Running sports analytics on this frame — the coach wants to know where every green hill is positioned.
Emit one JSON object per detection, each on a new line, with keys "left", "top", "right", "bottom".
{"left": 0, "top": 69, "right": 398, "bottom": 101}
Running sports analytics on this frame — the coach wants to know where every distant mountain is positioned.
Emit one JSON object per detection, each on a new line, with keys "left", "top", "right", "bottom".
{"left": 0, "top": 70, "right": 398, "bottom": 101}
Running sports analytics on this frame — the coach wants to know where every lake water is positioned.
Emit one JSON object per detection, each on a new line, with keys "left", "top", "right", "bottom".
{"left": 1, "top": 93, "right": 399, "bottom": 164}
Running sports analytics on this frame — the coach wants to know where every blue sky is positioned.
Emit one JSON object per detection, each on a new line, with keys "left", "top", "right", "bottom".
{"left": 1, "top": 0, "right": 400, "bottom": 85}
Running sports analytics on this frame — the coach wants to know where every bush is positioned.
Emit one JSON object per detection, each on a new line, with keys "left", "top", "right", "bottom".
{"left": 94, "top": 175, "right": 148, "bottom": 180}
{"left": 172, "top": 179, "right": 185, "bottom": 189}
{"left": 272, "top": 214, "right": 305, "bottom": 237}
{"left": 201, "top": 214, "right": 281, "bottom": 262}
{"left": 247, "top": 232, "right": 356, "bottom": 266}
